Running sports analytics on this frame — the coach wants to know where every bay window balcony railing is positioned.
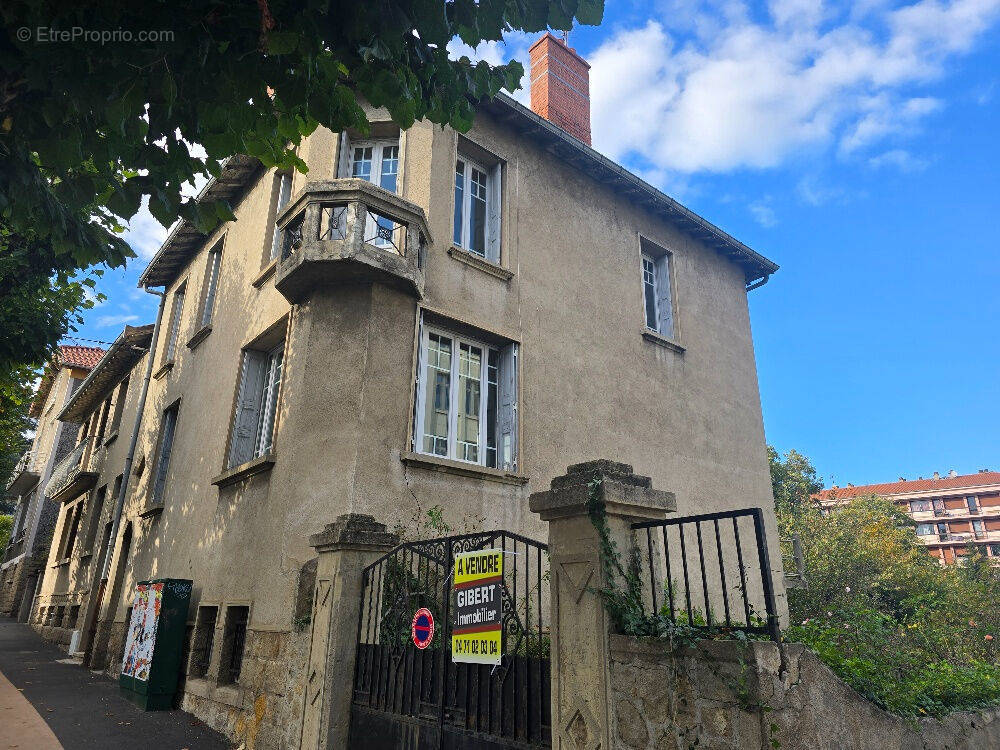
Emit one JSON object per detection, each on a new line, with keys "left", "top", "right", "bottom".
{"left": 273, "top": 179, "right": 431, "bottom": 304}
{"left": 44, "top": 436, "right": 101, "bottom": 503}
{"left": 5, "top": 448, "right": 39, "bottom": 497}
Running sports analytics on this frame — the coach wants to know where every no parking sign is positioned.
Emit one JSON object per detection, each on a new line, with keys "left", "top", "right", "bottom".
{"left": 411, "top": 607, "right": 434, "bottom": 649}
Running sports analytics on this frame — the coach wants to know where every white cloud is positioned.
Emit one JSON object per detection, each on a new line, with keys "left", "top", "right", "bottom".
{"left": 868, "top": 148, "right": 929, "bottom": 171}
{"left": 121, "top": 199, "right": 170, "bottom": 260}
{"left": 749, "top": 198, "right": 779, "bottom": 227}
{"left": 587, "top": 0, "right": 1000, "bottom": 173}
{"left": 96, "top": 313, "right": 139, "bottom": 328}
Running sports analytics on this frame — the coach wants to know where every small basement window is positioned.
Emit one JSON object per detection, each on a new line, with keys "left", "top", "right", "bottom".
{"left": 221, "top": 606, "right": 250, "bottom": 684}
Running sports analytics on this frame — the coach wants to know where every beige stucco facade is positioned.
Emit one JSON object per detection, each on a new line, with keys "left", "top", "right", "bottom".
{"left": 25, "top": 97, "right": 783, "bottom": 746}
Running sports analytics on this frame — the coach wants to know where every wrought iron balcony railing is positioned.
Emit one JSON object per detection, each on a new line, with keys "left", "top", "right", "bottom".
{"left": 273, "top": 179, "right": 431, "bottom": 304}
{"left": 5, "top": 448, "right": 39, "bottom": 497}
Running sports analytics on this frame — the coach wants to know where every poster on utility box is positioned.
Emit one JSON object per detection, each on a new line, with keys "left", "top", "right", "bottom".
{"left": 452, "top": 549, "right": 503, "bottom": 665}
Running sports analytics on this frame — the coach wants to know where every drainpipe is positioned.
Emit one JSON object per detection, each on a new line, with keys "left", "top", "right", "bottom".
{"left": 79, "top": 285, "right": 166, "bottom": 662}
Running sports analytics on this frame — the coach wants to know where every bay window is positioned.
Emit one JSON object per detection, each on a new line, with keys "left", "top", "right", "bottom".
{"left": 414, "top": 322, "right": 517, "bottom": 471}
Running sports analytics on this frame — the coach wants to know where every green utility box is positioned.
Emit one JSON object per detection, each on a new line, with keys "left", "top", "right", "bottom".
{"left": 118, "top": 578, "right": 193, "bottom": 710}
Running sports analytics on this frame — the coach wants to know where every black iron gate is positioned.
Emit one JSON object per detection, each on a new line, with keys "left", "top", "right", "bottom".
{"left": 349, "top": 531, "right": 551, "bottom": 749}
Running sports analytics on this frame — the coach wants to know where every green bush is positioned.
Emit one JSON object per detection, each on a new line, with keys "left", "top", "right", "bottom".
{"left": 0, "top": 514, "right": 12, "bottom": 551}
{"left": 780, "top": 496, "right": 1000, "bottom": 717}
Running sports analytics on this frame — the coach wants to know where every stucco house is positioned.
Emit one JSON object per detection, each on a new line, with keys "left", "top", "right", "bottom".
{"left": 22, "top": 33, "right": 783, "bottom": 746}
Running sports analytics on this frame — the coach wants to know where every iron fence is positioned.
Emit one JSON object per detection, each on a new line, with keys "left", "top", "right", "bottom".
{"left": 631, "top": 507, "right": 780, "bottom": 641}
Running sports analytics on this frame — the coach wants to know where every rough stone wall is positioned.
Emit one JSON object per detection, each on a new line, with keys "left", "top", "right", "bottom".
{"left": 179, "top": 629, "right": 310, "bottom": 750}
{"left": 609, "top": 635, "right": 1000, "bottom": 750}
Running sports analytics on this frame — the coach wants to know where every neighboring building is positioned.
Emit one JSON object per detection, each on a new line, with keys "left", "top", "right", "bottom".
{"left": 30, "top": 326, "right": 153, "bottom": 646}
{"left": 814, "top": 470, "right": 1000, "bottom": 565}
{"left": 33, "top": 34, "right": 784, "bottom": 746}
{"left": 0, "top": 345, "right": 104, "bottom": 620}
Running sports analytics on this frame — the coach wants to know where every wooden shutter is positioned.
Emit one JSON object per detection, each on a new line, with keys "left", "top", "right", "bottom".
{"left": 228, "top": 351, "right": 267, "bottom": 468}
{"left": 497, "top": 342, "right": 518, "bottom": 472}
{"left": 487, "top": 163, "right": 502, "bottom": 263}
{"left": 337, "top": 131, "right": 353, "bottom": 178}
{"left": 655, "top": 254, "right": 674, "bottom": 338}
{"left": 411, "top": 312, "right": 425, "bottom": 452}
{"left": 152, "top": 408, "right": 177, "bottom": 503}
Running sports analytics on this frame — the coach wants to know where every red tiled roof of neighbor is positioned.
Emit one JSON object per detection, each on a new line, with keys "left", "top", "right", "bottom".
{"left": 58, "top": 345, "right": 105, "bottom": 370}
{"left": 814, "top": 472, "right": 1000, "bottom": 501}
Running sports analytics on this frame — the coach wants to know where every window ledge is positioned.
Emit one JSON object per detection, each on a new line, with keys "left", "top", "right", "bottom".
{"left": 447, "top": 246, "right": 513, "bottom": 282}
{"left": 401, "top": 451, "right": 528, "bottom": 485}
{"left": 103, "top": 431, "right": 119, "bottom": 448}
{"left": 642, "top": 330, "right": 686, "bottom": 353}
{"left": 138, "top": 503, "right": 164, "bottom": 519}
{"left": 187, "top": 325, "right": 213, "bottom": 351}
{"left": 212, "top": 454, "right": 276, "bottom": 489}
{"left": 252, "top": 259, "right": 278, "bottom": 288}
{"left": 52, "top": 558, "right": 71, "bottom": 568}
{"left": 152, "top": 361, "right": 174, "bottom": 380}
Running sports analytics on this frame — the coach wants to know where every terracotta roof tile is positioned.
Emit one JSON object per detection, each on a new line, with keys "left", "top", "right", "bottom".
{"left": 814, "top": 471, "right": 1000, "bottom": 501}
{"left": 58, "top": 345, "right": 105, "bottom": 370}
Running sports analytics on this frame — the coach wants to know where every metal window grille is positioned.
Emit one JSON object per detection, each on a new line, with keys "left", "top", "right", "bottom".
{"left": 226, "top": 607, "right": 249, "bottom": 683}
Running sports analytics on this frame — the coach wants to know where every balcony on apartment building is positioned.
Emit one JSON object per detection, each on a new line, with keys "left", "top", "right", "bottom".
{"left": 44, "top": 436, "right": 103, "bottom": 504}
{"left": 5, "top": 449, "right": 39, "bottom": 497}
{"left": 274, "top": 179, "right": 430, "bottom": 304}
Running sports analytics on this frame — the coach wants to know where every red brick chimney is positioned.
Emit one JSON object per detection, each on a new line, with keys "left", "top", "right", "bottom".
{"left": 528, "top": 32, "right": 592, "bottom": 145}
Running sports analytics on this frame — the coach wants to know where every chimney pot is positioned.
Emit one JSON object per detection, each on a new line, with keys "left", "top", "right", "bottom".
{"left": 933, "top": 471, "right": 940, "bottom": 480}
{"left": 528, "top": 32, "right": 592, "bottom": 145}
{"left": 948, "top": 469, "right": 957, "bottom": 478}
{"left": 898, "top": 477, "right": 905, "bottom": 482}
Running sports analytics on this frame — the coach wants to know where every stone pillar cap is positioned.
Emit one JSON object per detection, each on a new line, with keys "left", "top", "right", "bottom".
{"left": 309, "top": 513, "right": 399, "bottom": 553}
{"left": 529, "top": 459, "right": 676, "bottom": 522}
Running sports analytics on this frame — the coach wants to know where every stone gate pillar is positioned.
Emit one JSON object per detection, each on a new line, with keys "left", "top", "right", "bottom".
{"left": 300, "top": 514, "right": 398, "bottom": 750}
{"left": 529, "top": 460, "right": 675, "bottom": 750}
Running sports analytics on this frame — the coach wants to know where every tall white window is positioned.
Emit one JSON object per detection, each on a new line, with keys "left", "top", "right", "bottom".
{"left": 339, "top": 138, "right": 400, "bottom": 250}
{"left": 151, "top": 404, "right": 178, "bottom": 505}
{"left": 228, "top": 343, "right": 284, "bottom": 468}
{"left": 268, "top": 172, "right": 293, "bottom": 261}
{"left": 164, "top": 282, "right": 186, "bottom": 363}
{"left": 640, "top": 247, "right": 674, "bottom": 339}
{"left": 453, "top": 157, "right": 501, "bottom": 262}
{"left": 414, "top": 323, "right": 517, "bottom": 471}
{"left": 200, "top": 242, "right": 223, "bottom": 328}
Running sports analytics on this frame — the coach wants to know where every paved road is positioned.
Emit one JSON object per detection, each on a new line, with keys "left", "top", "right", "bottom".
{"left": 0, "top": 618, "right": 230, "bottom": 750}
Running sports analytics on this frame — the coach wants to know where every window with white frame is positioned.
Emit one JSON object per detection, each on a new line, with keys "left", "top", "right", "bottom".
{"left": 640, "top": 241, "right": 675, "bottom": 339}
{"left": 413, "top": 321, "right": 517, "bottom": 471}
{"left": 268, "top": 172, "right": 293, "bottom": 262}
{"left": 337, "top": 135, "right": 400, "bottom": 249}
{"left": 164, "top": 282, "right": 187, "bottom": 363}
{"left": 453, "top": 156, "right": 501, "bottom": 262}
{"left": 228, "top": 342, "right": 284, "bottom": 468}
{"left": 200, "top": 241, "right": 223, "bottom": 328}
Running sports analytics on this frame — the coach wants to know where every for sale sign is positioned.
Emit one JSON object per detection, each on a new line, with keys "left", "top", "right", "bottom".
{"left": 452, "top": 549, "right": 503, "bottom": 665}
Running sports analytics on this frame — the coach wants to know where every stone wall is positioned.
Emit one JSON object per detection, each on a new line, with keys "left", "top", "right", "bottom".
{"left": 609, "top": 635, "right": 1000, "bottom": 750}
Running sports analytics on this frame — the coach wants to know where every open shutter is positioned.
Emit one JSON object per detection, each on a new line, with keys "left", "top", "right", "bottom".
{"left": 228, "top": 351, "right": 267, "bottom": 468}
{"left": 655, "top": 255, "right": 674, "bottom": 338}
{"left": 152, "top": 409, "right": 177, "bottom": 503}
{"left": 411, "top": 312, "right": 425, "bottom": 452}
{"left": 487, "top": 163, "right": 502, "bottom": 263}
{"left": 337, "top": 131, "right": 353, "bottom": 178}
{"left": 497, "top": 342, "right": 518, "bottom": 472}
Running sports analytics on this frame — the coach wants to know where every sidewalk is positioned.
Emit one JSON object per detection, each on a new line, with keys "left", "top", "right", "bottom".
{"left": 0, "top": 618, "right": 231, "bottom": 750}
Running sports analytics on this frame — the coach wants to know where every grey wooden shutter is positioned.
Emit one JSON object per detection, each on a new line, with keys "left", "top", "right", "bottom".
{"left": 228, "top": 350, "right": 267, "bottom": 468}
{"left": 152, "top": 408, "right": 177, "bottom": 503}
{"left": 497, "top": 342, "right": 518, "bottom": 472}
{"left": 655, "top": 254, "right": 674, "bottom": 338}
{"left": 487, "top": 163, "right": 502, "bottom": 263}
{"left": 337, "top": 132, "right": 353, "bottom": 178}
{"left": 411, "top": 312, "right": 425, "bottom": 452}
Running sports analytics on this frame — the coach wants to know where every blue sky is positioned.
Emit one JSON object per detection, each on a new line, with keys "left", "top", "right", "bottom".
{"left": 69, "top": 0, "right": 1000, "bottom": 488}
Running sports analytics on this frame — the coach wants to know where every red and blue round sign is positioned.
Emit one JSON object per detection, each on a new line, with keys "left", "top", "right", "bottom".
{"left": 411, "top": 608, "right": 434, "bottom": 649}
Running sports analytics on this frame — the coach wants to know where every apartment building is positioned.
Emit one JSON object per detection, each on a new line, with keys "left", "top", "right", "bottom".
{"left": 23, "top": 34, "right": 783, "bottom": 745}
{"left": 30, "top": 326, "right": 153, "bottom": 645}
{"left": 814, "top": 470, "right": 1000, "bottom": 565}
{"left": 1, "top": 345, "right": 103, "bottom": 620}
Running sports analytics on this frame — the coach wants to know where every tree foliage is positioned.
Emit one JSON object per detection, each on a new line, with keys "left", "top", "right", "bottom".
{"left": 0, "top": 0, "right": 604, "bottom": 371}
{"left": 773, "top": 467, "right": 1000, "bottom": 717}
{"left": 767, "top": 445, "right": 823, "bottom": 514}
{"left": 0, "top": 514, "right": 13, "bottom": 551}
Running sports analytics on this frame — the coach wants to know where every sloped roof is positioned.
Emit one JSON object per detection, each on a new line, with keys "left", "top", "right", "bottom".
{"left": 59, "top": 325, "right": 155, "bottom": 423}
{"left": 136, "top": 98, "right": 778, "bottom": 290}
{"left": 29, "top": 345, "right": 106, "bottom": 418}
{"left": 814, "top": 471, "right": 1000, "bottom": 502}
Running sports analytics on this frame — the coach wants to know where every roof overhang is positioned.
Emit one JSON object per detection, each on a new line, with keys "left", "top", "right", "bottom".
{"left": 137, "top": 155, "right": 263, "bottom": 288}
{"left": 137, "top": 97, "right": 779, "bottom": 290}
{"left": 58, "top": 324, "right": 154, "bottom": 423}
